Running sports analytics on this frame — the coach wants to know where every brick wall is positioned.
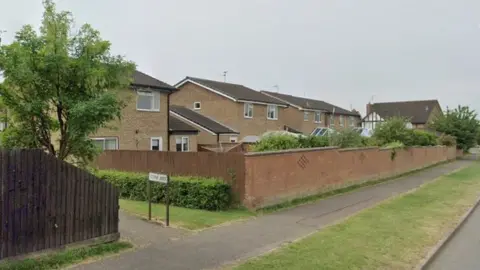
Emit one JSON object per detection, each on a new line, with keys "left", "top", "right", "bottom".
{"left": 243, "top": 146, "right": 456, "bottom": 209}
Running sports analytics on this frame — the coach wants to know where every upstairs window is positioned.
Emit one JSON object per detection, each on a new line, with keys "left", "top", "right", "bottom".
{"left": 350, "top": 116, "right": 356, "bottom": 127}
{"left": 267, "top": 105, "right": 278, "bottom": 120}
{"left": 330, "top": 115, "right": 335, "bottom": 127}
{"left": 314, "top": 111, "right": 322, "bottom": 123}
{"left": 304, "top": 112, "right": 309, "bottom": 121}
{"left": 193, "top": 102, "right": 201, "bottom": 110}
{"left": 137, "top": 90, "right": 160, "bottom": 111}
{"left": 339, "top": 115, "right": 344, "bottom": 126}
{"left": 244, "top": 103, "right": 253, "bottom": 118}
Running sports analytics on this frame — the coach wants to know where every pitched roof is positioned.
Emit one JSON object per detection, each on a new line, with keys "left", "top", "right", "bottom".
{"left": 132, "top": 70, "right": 176, "bottom": 91}
{"left": 262, "top": 91, "right": 359, "bottom": 116}
{"left": 368, "top": 100, "right": 441, "bottom": 124}
{"left": 175, "top": 77, "right": 287, "bottom": 106}
{"left": 169, "top": 116, "right": 198, "bottom": 133}
{"left": 169, "top": 105, "right": 239, "bottom": 134}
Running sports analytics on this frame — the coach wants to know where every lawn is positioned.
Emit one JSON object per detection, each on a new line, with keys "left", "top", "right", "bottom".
{"left": 234, "top": 163, "right": 480, "bottom": 270}
{"left": 120, "top": 199, "right": 255, "bottom": 230}
{"left": 0, "top": 241, "right": 132, "bottom": 270}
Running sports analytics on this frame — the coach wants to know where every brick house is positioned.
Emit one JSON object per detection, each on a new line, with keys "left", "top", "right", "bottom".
{"left": 169, "top": 116, "right": 199, "bottom": 152}
{"left": 91, "top": 70, "right": 177, "bottom": 151}
{"left": 362, "top": 99, "right": 442, "bottom": 130}
{"left": 170, "top": 105, "right": 239, "bottom": 145}
{"left": 171, "top": 77, "right": 288, "bottom": 141}
{"left": 261, "top": 91, "right": 361, "bottom": 135}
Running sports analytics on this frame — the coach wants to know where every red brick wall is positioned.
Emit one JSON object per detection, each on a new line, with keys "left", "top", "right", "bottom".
{"left": 243, "top": 146, "right": 456, "bottom": 209}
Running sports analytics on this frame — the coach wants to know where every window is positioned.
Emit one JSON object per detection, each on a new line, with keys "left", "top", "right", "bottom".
{"left": 350, "top": 116, "right": 356, "bottom": 127}
{"left": 230, "top": 136, "right": 238, "bottom": 143}
{"left": 406, "top": 122, "right": 413, "bottom": 129}
{"left": 136, "top": 90, "right": 160, "bottom": 111}
{"left": 304, "top": 112, "right": 309, "bottom": 121}
{"left": 92, "top": 137, "right": 118, "bottom": 150}
{"left": 0, "top": 122, "right": 6, "bottom": 131}
{"left": 193, "top": 102, "right": 201, "bottom": 110}
{"left": 314, "top": 111, "right": 321, "bottom": 123}
{"left": 175, "top": 137, "right": 189, "bottom": 152}
{"left": 330, "top": 115, "right": 335, "bottom": 127}
{"left": 244, "top": 103, "right": 253, "bottom": 118}
{"left": 267, "top": 105, "right": 278, "bottom": 120}
{"left": 339, "top": 116, "right": 344, "bottom": 126}
{"left": 150, "top": 137, "right": 162, "bottom": 151}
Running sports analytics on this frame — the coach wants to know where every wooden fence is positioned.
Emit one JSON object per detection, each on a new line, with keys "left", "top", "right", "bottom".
{"left": 0, "top": 149, "right": 119, "bottom": 260}
{"left": 94, "top": 150, "right": 246, "bottom": 197}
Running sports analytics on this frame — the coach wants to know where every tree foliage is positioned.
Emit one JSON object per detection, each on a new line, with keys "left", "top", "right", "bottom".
{"left": 432, "top": 105, "right": 479, "bottom": 151}
{"left": 372, "top": 117, "right": 414, "bottom": 146}
{"left": 0, "top": 0, "right": 135, "bottom": 164}
{"left": 328, "top": 128, "right": 364, "bottom": 148}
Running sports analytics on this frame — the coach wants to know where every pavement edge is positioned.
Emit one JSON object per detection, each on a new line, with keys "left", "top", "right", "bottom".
{"left": 417, "top": 192, "right": 480, "bottom": 269}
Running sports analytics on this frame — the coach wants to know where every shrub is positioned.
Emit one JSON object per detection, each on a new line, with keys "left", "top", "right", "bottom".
{"left": 95, "top": 170, "right": 231, "bottom": 211}
{"left": 252, "top": 134, "right": 301, "bottom": 152}
{"left": 410, "top": 130, "right": 437, "bottom": 146}
{"left": 373, "top": 117, "right": 415, "bottom": 146}
{"left": 328, "top": 128, "right": 363, "bottom": 148}
{"left": 298, "top": 135, "right": 330, "bottom": 148}
{"left": 437, "top": 134, "right": 457, "bottom": 147}
{"left": 361, "top": 137, "right": 378, "bottom": 147}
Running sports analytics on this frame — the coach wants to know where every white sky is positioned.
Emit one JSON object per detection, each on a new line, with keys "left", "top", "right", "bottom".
{"left": 1, "top": 0, "right": 480, "bottom": 115}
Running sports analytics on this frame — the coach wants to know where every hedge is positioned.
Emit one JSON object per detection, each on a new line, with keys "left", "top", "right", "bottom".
{"left": 95, "top": 170, "right": 231, "bottom": 211}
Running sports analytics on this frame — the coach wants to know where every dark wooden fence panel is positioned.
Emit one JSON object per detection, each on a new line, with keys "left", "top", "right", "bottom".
{"left": 0, "top": 149, "right": 119, "bottom": 260}
{"left": 94, "top": 150, "right": 246, "bottom": 198}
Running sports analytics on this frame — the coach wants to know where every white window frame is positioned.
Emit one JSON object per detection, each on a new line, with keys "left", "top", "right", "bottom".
{"left": 267, "top": 105, "right": 278, "bottom": 120}
{"left": 350, "top": 116, "right": 356, "bottom": 127}
{"left": 150, "top": 137, "right": 163, "bottom": 151}
{"left": 175, "top": 136, "right": 189, "bottom": 152}
{"left": 244, "top": 103, "right": 253, "bottom": 118}
{"left": 92, "top": 137, "right": 118, "bottom": 150}
{"left": 136, "top": 90, "right": 159, "bottom": 112}
{"left": 193, "top": 102, "right": 201, "bottom": 110}
{"left": 330, "top": 115, "right": 335, "bottom": 127}
{"left": 304, "top": 111, "right": 309, "bottom": 121}
{"left": 230, "top": 136, "right": 238, "bottom": 143}
{"left": 339, "top": 115, "right": 344, "bottom": 126}
{"left": 314, "top": 111, "right": 322, "bottom": 123}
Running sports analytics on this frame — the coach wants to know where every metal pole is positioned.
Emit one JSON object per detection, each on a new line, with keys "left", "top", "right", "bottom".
{"left": 147, "top": 179, "right": 151, "bottom": 221}
{"left": 166, "top": 176, "right": 170, "bottom": 226}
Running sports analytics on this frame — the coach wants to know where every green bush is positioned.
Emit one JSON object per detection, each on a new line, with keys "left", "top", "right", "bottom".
{"left": 95, "top": 170, "right": 231, "bottom": 211}
{"left": 373, "top": 117, "right": 415, "bottom": 146}
{"left": 252, "top": 134, "right": 328, "bottom": 152}
{"left": 361, "top": 137, "right": 378, "bottom": 147}
{"left": 329, "top": 128, "right": 364, "bottom": 148}
{"left": 410, "top": 130, "right": 437, "bottom": 146}
{"left": 437, "top": 134, "right": 457, "bottom": 147}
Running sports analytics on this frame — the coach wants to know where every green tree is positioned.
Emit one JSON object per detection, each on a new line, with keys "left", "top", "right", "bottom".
{"left": 432, "top": 105, "right": 480, "bottom": 151}
{"left": 0, "top": 1, "right": 135, "bottom": 164}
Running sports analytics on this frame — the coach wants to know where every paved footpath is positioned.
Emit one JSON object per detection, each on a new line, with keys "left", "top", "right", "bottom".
{"left": 425, "top": 198, "right": 480, "bottom": 270}
{"left": 73, "top": 161, "right": 472, "bottom": 270}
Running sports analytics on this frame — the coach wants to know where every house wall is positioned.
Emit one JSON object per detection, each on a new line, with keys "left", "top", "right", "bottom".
{"left": 171, "top": 82, "right": 286, "bottom": 139}
{"left": 91, "top": 88, "right": 169, "bottom": 151}
{"left": 169, "top": 133, "right": 198, "bottom": 152}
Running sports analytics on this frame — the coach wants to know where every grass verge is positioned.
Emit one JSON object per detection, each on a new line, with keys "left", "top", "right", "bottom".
{"left": 234, "top": 163, "right": 480, "bottom": 270}
{"left": 258, "top": 161, "right": 449, "bottom": 213}
{"left": 120, "top": 199, "right": 255, "bottom": 230}
{"left": 0, "top": 241, "right": 132, "bottom": 270}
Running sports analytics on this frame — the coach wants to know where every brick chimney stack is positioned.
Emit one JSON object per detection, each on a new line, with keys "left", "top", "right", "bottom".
{"left": 366, "top": 103, "right": 373, "bottom": 115}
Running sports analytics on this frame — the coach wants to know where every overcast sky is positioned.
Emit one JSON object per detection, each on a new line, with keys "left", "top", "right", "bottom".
{"left": 1, "top": 0, "right": 480, "bottom": 115}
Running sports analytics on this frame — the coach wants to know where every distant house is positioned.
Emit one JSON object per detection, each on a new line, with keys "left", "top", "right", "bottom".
{"left": 362, "top": 99, "right": 442, "bottom": 130}
{"left": 90, "top": 70, "right": 177, "bottom": 151}
{"left": 261, "top": 91, "right": 361, "bottom": 135}
{"left": 170, "top": 105, "right": 239, "bottom": 145}
{"left": 171, "top": 77, "right": 288, "bottom": 141}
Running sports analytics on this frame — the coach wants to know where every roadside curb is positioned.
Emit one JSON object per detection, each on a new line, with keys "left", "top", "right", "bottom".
{"left": 417, "top": 192, "right": 480, "bottom": 269}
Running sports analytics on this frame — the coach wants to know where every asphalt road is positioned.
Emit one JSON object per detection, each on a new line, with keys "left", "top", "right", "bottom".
{"left": 425, "top": 203, "right": 480, "bottom": 270}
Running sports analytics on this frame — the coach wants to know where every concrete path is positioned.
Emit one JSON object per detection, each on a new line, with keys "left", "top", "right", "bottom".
{"left": 73, "top": 160, "right": 472, "bottom": 270}
{"left": 425, "top": 200, "right": 480, "bottom": 270}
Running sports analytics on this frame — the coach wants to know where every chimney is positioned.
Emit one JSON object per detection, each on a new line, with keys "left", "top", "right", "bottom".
{"left": 366, "top": 103, "right": 373, "bottom": 115}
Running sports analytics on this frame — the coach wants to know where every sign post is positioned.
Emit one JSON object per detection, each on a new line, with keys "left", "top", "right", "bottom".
{"left": 148, "top": 172, "right": 170, "bottom": 226}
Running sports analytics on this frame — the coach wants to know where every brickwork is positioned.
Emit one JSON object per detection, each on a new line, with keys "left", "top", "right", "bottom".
{"left": 91, "top": 88, "right": 169, "bottom": 151}
{"left": 243, "top": 146, "right": 457, "bottom": 209}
